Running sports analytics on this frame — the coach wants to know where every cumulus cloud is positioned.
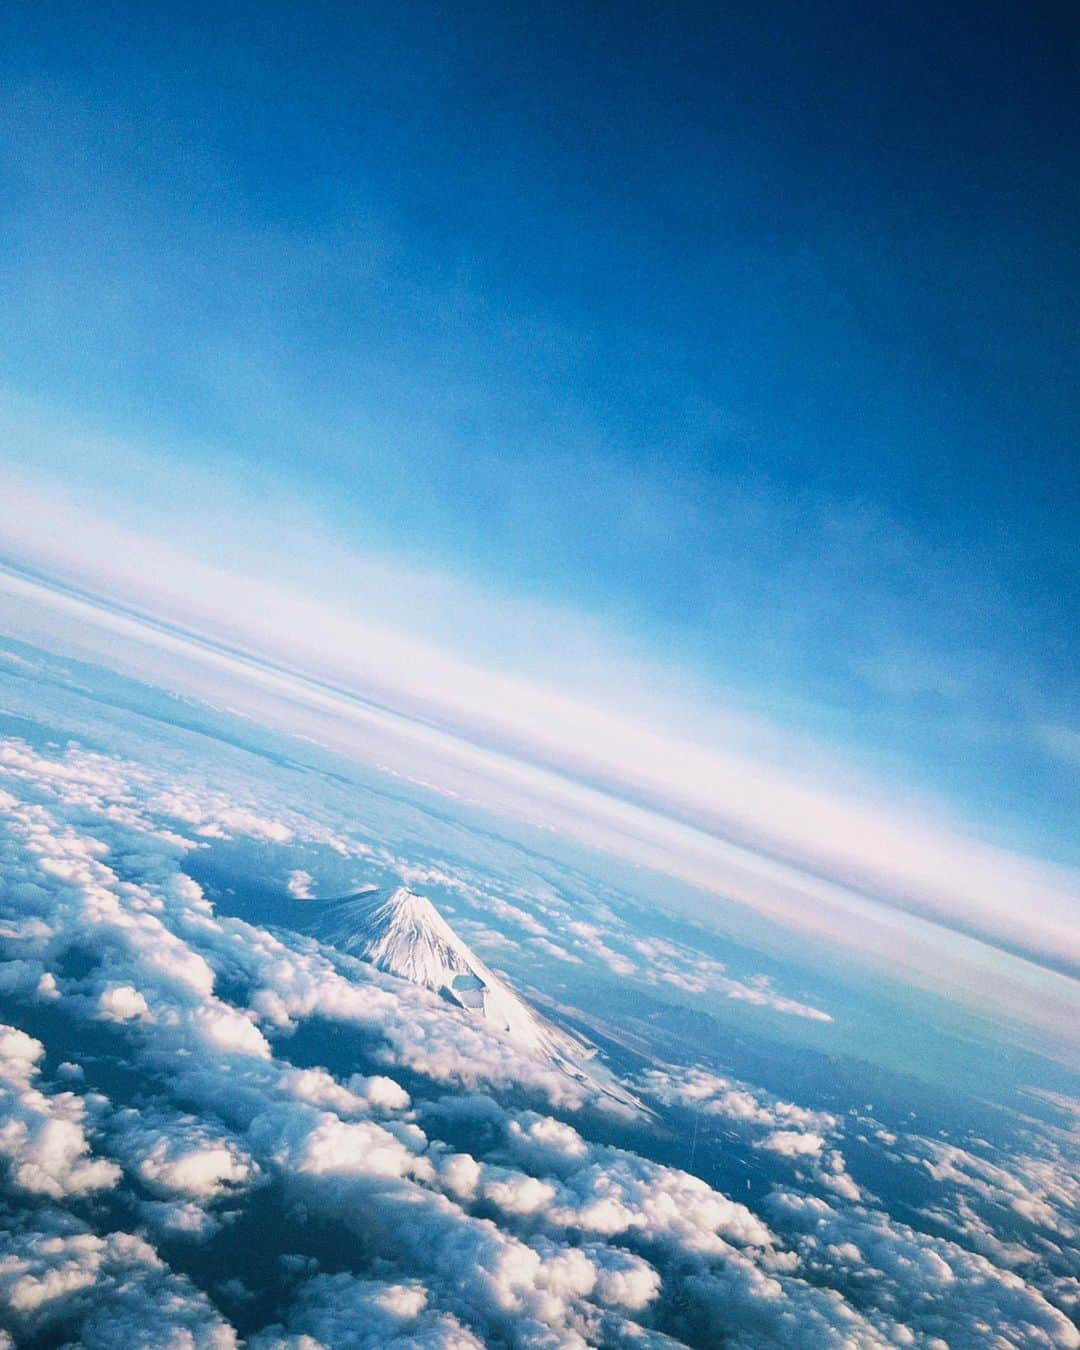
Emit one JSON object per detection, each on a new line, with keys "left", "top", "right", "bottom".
{"left": 250, "top": 1271, "right": 484, "bottom": 1348}
{"left": 107, "top": 1106, "right": 257, "bottom": 1199}
{"left": 286, "top": 869, "right": 315, "bottom": 899}
{"left": 0, "top": 1209, "right": 236, "bottom": 1347}
{"left": 766, "top": 1190, "right": 1080, "bottom": 1348}
{"left": 640, "top": 1067, "right": 864, "bottom": 1206}
{"left": 0, "top": 728, "right": 1075, "bottom": 1349}
{"left": 758, "top": 1130, "right": 827, "bottom": 1159}
{"left": 97, "top": 984, "right": 153, "bottom": 1022}
{"left": 903, "top": 1135, "right": 1078, "bottom": 1242}
{"left": 0, "top": 1025, "right": 120, "bottom": 1200}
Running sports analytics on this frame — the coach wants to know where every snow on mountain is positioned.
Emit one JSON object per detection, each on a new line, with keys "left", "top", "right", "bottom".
{"left": 309, "top": 887, "right": 587, "bottom": 1059}
{"left": 302, "top": 886, "right": 642, "bottom": 1111}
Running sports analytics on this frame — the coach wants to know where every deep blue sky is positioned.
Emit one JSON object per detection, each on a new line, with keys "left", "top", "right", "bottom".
{"left": 1, "top": 0, "right": 1078, "bottom": 854}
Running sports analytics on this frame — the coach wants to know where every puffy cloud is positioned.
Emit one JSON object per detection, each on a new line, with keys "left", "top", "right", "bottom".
{"left": 640, "top": 1067, "right": 862, "bottom": 1202}
{"left": 481, "top": 1135, "right": 775, "bottom": 1257}
{"left": 286, "top": 870, "right": 315, "bottom": 900}
{"left": 0, "top": 728, "right": 1075, "bottom": 1350}
{"left": 137, "top": 1198, "right": 224, "bottom": 1243}
{"left": 355, "top": 1073, "right": 412, "bottom": 1112}
{"left": 139, "top": 1141, "right": 248, "bottom": 1199}
{"left": 641, "top": 1067, "right": 835, "bottom": 1134}
{"left": 188, "top": 1002, "right": 272, "bottom": 1058}
{"left": 439, "top": 1152, "right": 482, "bottom": 1202}
{"left": 679, "top": 1260, "right": 895, "bottom": 1349}
{"left": 483, "top": 1173, "right": 558, "bottom": 1216}
{"left": 251, "top": 1107, "right": 425, "bottom": 1185}
{"left": 249, "top": 1272, "right": 484, "bottom": 1348}
{"left": 416, "top": 1097, "right": 915, "bottom": 1343}
{"left": 587, "top": 1248, "right": 661, "bottom": 1313}
{"left": 277, "top": 1065, "right": 411, "bottom": 1115}
{"left": 766, "top": 1190, "right": 1080, "bottom": 1348}
{"left": 107, "top": 1106, "right": 256, "bottom": 1199}
{"left": 97, "top": 984, "right": 152, "bottom": 1022}
{"left": 505, "top": 1113, "right": 590, "bottom": 1172}
{"left": 904, "top": 1135, "right": 1078, "bottom": 1242}
{"left": 0, "top": 1026, "right": 120, "bottom": 1199}
{"left": 0, "top": 1210, "right": 236, "bottom": 1347}
{"left": 757, "top": 1130, "right": 827, "bottom": 1159}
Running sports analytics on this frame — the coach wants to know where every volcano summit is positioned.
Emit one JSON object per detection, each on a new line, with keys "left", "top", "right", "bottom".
{"left": 304, "top": 885, "right": 593, "bottom": 1063}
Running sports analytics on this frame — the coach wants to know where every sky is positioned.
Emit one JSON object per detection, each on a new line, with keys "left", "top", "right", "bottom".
{"left": 0, "top": 5, "right": 1077, "bottom": 1010}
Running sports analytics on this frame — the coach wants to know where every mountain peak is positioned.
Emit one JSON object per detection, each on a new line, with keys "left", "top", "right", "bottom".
{"left": 298, "top": 884, "right": 645, "bottom": 1116}
{"left": 375, "top": 887, "right": 457, "bottom": 945}
{"left": 308, "top": 886, "right": 583, "bottom": 1056}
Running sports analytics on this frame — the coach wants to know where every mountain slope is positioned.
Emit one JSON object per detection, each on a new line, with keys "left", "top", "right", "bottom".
{"left": 297, "top": 886, "right": 645, "bottom": 1115}
{"left": 309, "top": 886, "right": 591, "bottom": 1063}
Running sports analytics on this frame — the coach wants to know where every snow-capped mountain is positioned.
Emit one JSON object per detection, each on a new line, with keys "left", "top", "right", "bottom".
{"left": 299, "top": 886, "right": 644, "bottom": 1114}
{"left": 306, "top": 886, "right": 591, "bottom": 1063}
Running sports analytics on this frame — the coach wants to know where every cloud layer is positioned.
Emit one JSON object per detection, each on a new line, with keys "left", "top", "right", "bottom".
{"left": 1, "top": 557, "right": 1077, "bottom": 1060}
{"left": 0, "top": 720, "right": 1076, "bottom": 1347}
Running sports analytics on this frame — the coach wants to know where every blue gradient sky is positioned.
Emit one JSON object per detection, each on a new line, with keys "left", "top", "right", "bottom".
{"left": 1, "top": 2, "right": 1077, "bottom": 869}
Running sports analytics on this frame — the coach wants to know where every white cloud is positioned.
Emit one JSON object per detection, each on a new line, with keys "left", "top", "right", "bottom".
{"left": 0, "top": 1026, "right": 120, "bottom": 1200}
{"left": 137, "top": 1199, "right": 224, "bottom": 1243}
{"left": 2, "top": 523, "right": 1077, "bottom": 1048}
{"left": 899, "top": 1131, "right": 1079, "bottom": 1250}
{"left": 0, "top": 1211, "right": 237, "bottom": 1347}
{"left": 641, "top": 1067, "right": 862, "bottom": 1204}
{"left": 0, "top": 728, "right": 1074, "bottom": 1349}
{"left": 641, "top": 1067, "right": 836, "bottom": 1136}
{"left": 286, "top": 869, "right": 315, "bottom": 899}
{"left": 107, "top": 1107, "right": 256, "bottom": 1200}
{"left": 97, "top": 984, "right": 152, "bottom": 1023}
{"left": 758, "top": 1130, "right": 827, "bottom": 1159}
{"left": 766, "top": 1190, "right": 1080, "bottom": 1348}
{"left": 249, "top": 1272, "right": 484, "bottom": 1348}
{"left": 630, "top": 937, "right": 833, "bottom": 1021}
{"left": 277, "top": 1065, "right": 411, "bottom": 1115}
